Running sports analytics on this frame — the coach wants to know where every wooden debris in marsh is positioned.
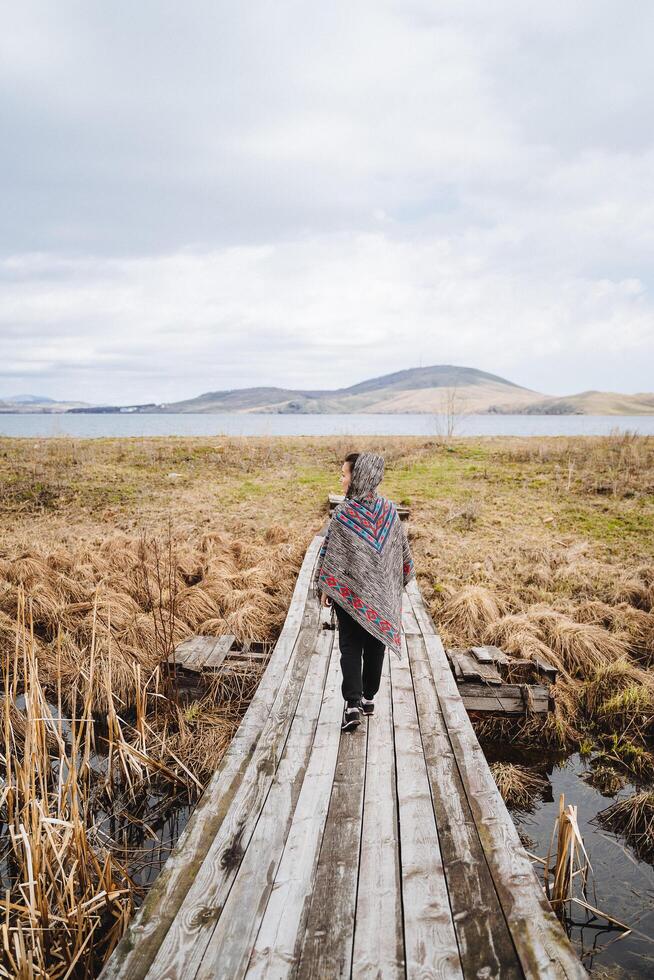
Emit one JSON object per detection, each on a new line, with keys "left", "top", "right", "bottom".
{"left": 544, "top": 793, "right": 592, "bottom": 914}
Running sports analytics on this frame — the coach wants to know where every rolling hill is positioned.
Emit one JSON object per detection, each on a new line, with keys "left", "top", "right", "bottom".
{"left": 5, "top": 367, "right": 653, "bottom": 415}
{"left": 137, "top": 365, "right": 654, "bottom": 415}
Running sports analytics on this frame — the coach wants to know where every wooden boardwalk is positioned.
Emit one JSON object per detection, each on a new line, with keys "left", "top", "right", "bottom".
{"left": 102, "top": 534, "right": 587, "bottom": 980}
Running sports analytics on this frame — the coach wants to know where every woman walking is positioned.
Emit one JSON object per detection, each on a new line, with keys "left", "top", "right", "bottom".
{"left": 313, "top": 451, "right": 415, "bottom": 732}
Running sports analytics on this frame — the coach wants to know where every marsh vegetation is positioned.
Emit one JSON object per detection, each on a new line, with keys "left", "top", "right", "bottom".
{"left": 0, "top": 431, "right": 652, "bottom": 975}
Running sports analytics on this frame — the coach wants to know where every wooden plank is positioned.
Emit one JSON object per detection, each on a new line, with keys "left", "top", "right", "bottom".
{"left": 447, "top": 650, "right": 464, "bottom": 681}
{"left": 406, "top": 579, "right": 587, "bottom": 980}
{"left": 402, "top": 604, "right": 421, "bottom": 635}
{"left": 351, "top": 653, "right": 404, "bottom": 980}
{"left": 243, "top": 629, "right": 345, "bottom": 978}
{"left": 168, "top": 635, "right": 217, "bottom": 670}
{"left": 472, "top": 644, "right": 510, "bottom": 664}
{"left": 224, "top": 651, "right": 269, "bottom": 663}
{"left": 204, "top": 635, "right": 236, "bottom": 668}
{"left": 389, "top": 636, "right": 463, "bottom": 979}
{"left": 455, "top": 649, "right": 503, "bottom": 685}
{"left": 142, "top": 622, "right": 323, "bottom": 979}
{"left": 460, "top": 684, "right": 550, "bottom": 715}
{"left": 469, "top": 646, "right": 495, "bottom": 664}
{"left": 532, "top": 655, "right": 558, "bottom": 684}
{"left": 473, "top": 645, "right": 558, "bottom": 684}
{"left": 407, "top": 633, "right": 522, "bottom": 979}
{"left": 185, "top": 635, "right": 222, "bottom": 669}
{"left": 101, "top": 535, "right": 324, "bottom": 980}
{"left": 295, "top": 659, "right": 368, "bottom": 978}
{"left": 194, "top": 629, "right": 337, "bottom": 980}
{"left": 169, "top": 635, "right": 203, "bottom": 660}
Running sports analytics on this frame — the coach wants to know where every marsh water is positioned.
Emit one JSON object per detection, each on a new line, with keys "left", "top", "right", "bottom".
{"left": 483, "top": 741, "right": 654, "bottom": 977}
{"left": 2, "top": 412, "right": 654, "bottom": 439}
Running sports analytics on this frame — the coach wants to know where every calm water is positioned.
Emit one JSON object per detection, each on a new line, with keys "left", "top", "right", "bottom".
{"left": 483, "top": 743, "right": 654, "bottom": 977}
{"left": 1, "top": 412, "right": 653, "bottom": 439}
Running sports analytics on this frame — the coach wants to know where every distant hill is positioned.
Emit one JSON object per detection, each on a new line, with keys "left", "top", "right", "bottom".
{"left": 8, "top": 393, "right": 58, "bottom": 404}
{"left": 5, "top": 366, "right": 654, "bottom": 415}
{"left": 133, "top": 365, "right": 654, "bottom": 415}
{"left": 490, "top": 390, "right": 654, "bottom": 416}
{"left": 0, "top": 394, "right": 91, "bottom": 413}
{"left": 136, "top": 365, "right": 545, "bottom": 415}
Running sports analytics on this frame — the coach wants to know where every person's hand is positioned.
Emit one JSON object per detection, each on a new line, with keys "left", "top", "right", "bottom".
{"left": 320, "top": 591, "right": 332, "bottom": 607}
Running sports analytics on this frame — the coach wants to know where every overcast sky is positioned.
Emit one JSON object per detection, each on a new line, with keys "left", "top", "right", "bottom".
{"left": 1, "top": 0, "right": 653, "bottom": 404}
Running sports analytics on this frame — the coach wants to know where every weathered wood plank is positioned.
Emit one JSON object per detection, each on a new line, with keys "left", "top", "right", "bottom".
{"left": 168, "top": 635, "right": 217, "bottom": 671}
{"left": 143, "top": 623, "right": 323, "bottom": 979}
{"left": 406, "top": 579, "right": 587, "bottom": 980}
{"left": 531, "top": 655, "right": 559, "bottom": 684}
{"left": 402, "top": 604, "right": 421, "bottom": 635}
{"left": 225, "top": 650, "right": 269, "bottom": 662}
{"left": 472, "top": 644, "right": 510, "bottom": 664}
{"left": 204, "top": 634, "right": 236, "bottom": 668}
{"left": 453, "top": 649, "right": 503, "bottom": 685}
{"left": 389, "top": 636, "right": 463, "bottom": 980}
{"left": 407, "top": 633, "right": 522, "bottom": 980}
{"left": 472, "top": 645, "right": 558, "bottom": 684}
{"left": 351, "top": 654, "right": 404, "bottom": 980}
{"left": 460, "top": 683, "right": 550, "bottom": 715}
{"left": 469, "top": 646, "right": 495, "bottom": 664}
{"left": 101, "top": 535, "right": 323, "bottom": 980}
{"left": 243, "top": 629, "right": 345, "bottom": 978}
{"left": 295, "top": 663, "right": 368, "bottom": 978}
{"left": 195, "top": 629, "right": 337, "bottom": 980}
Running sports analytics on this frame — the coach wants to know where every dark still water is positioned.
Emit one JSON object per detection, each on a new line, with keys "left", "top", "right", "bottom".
{"left": 483, "top": 743, "right": 654, "bottom": 977}
{"left": 1, "top": 412, "right": 654, "bottom": 439}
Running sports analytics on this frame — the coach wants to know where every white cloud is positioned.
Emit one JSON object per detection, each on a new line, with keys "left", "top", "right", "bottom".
{"left": 1, "top": 234, "right": 651, "bottom": 401}
{"left": 0, "top": 1, "right": 653, "bottom": 399}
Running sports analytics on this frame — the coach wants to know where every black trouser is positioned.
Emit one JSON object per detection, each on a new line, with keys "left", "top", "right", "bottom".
{"left": 333, "top": 601, "right": 386, "bottom": 707}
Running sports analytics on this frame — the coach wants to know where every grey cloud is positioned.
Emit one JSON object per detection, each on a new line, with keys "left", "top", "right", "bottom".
{"left": 0, "top": 1, "right": 653, "bottom": 401}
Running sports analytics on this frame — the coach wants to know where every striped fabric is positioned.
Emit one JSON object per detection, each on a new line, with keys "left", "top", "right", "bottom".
{"left": 313, "top": 451, "right": 415, "bottom": 659}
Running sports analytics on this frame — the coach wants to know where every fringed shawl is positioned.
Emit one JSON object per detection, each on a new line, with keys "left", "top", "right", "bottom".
{"left": 313, "top": 451, "right": 415, "bottom": 659}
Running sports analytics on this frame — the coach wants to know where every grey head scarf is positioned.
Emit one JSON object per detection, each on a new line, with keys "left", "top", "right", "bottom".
{"left": 345, "top": 452, "right": 385, "bottom": 502}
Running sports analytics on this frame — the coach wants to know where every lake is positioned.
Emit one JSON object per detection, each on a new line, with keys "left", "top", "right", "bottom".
{"left": 1, "top": 412, "right": 654, "bottom": 439}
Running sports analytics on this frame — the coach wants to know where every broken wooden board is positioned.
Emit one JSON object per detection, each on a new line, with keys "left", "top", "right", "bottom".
{"left": 460, "top": 682, "right": 551, "bottom": 715}
{"left": 447, "top": 646, "right": 555, "bottom": 715}
{"left": 168, "top": 634, "right": 237, "bottom": 673}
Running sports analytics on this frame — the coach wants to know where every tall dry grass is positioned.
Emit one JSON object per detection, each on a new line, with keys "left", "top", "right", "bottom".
{"left": 0, "top": 512, "right": 304, "bottom": 975}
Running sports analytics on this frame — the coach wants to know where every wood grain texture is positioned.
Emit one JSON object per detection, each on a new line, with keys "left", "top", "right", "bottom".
{"left": 243, "top": 627, "right": 345, "bottom": 979}
{"left": 389, "top": 636, "right": 463, "bottom": 980}
{"left": 204, "top": 634, "right": 237, "bottom": 668}
{"left": 103, "top": 534, "right": 586, "bottom": 980}
{"left": 407, "top": 633, "right": 522, "bottom": 980}
{"left": 460, "top": 684, "right": 550, "bottom": 715}
{"left": 406, "top": 579, "right": 587, "bottom": 980}
{"left": 196, "top": 629, "right": 337, "bottom": 980}
{"left": 351, "top": 653, "right": 404, "bottom": 980}
{"left": 100, "top": 536, "right": 322, "bottom": 980}
{"left": 295, "top": 665, "right": 368, "bottom": 979}
{"left": 143, "top": 620, "right": 322, "bottom": 979}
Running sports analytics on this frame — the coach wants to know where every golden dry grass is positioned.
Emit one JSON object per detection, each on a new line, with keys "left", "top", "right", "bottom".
{"left": 489, "top": 761, "right": 548, "bottom": 810}
{"left": 0, "top": 431, "right": 652, "bottom": 971}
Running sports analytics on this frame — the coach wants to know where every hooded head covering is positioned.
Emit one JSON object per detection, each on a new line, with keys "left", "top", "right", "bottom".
{"left": 314, "top": 451, "right": 415, "bottom": 658}
{"left": 346, "top": 452, "right": 385, "bottom": 502}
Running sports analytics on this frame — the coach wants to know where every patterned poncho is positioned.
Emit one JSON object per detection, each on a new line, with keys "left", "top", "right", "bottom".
{"left": 313, "top": 451, "right": 415, "bottom": 659}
